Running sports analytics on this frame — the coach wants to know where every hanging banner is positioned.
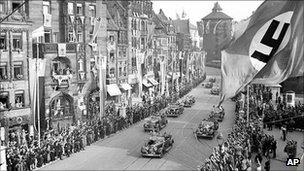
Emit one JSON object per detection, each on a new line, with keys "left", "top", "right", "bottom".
{"left": 43, "top": 13, "right": 52, "bottom": 27}
{"left": 58, "top": 43, "right": 66, "bottom": 57}
{"left": 69, "top": 15, "right": 75, "bottom": 24}
{"left": 80, "top": 16, "right": 85, "bottom": 25}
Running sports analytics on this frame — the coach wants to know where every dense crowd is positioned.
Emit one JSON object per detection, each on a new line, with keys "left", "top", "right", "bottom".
{"left": 201, "top": 100, "right": 253, "bottom": 171}
{"left": 5, "top": 77, "right": 205, "bottom": 171}
{"left": 249, "top": 84, "right": 304, "bottom": 130}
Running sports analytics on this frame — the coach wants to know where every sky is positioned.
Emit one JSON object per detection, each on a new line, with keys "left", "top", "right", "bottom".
{"left": 153, "top": 1, "right": 264, "bottom": 24}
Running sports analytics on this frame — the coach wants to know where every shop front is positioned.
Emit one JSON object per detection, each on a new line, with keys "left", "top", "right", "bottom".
{"left": 0, "top": 108, "right": 31, "bottom": 146}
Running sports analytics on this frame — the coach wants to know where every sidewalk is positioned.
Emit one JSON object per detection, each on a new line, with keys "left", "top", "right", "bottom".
{"left": 252, "top": 128, "right": 304, "bottom": 171}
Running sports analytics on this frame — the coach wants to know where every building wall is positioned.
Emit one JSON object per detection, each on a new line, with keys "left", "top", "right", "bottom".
{"left": 0, "top": 1, "right": 32, "bottom": 129}
{"left": 202, "top": 19, "right": 232, "bottom": 63}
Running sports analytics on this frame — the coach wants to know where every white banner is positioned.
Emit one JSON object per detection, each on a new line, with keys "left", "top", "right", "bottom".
{"left": 43, "top": 13, "right": 52, "bottom": 27}
{"left": 58, "top": 43, "right": 66, "bottom": 57}
{"left": 79, "top": 16, "right": 85, "bottom": 25}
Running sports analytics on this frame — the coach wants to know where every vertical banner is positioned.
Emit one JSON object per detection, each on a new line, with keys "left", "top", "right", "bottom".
{"left": 136, "top": 51, "right": 143, "bottom": 98}
{"left": 160, "top": 61, "right": 165, "bottom": 95}
{"left": 58, "top": 43, "right": 66, "bottom": 57}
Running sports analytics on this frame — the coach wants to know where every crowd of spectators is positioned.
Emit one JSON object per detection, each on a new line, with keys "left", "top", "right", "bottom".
{"left": 5, "top": 77, "right": 206, "bottom": 171}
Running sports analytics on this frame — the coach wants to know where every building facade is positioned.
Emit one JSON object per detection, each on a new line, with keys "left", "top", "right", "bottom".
{"left": 28, "top": 0, "right": 107, "bottom": 131}
{"left": 0, "top": 0, "right": 32, "bottom": 141}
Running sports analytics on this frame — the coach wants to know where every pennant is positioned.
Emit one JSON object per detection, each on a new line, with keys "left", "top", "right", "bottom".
{"left": 220, "top": 1, "right": 304, "bottom": 104}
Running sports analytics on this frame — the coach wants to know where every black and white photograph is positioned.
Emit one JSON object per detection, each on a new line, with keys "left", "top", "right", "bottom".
{"left": 0, "top": 0, "right": 303, "bottom": 170}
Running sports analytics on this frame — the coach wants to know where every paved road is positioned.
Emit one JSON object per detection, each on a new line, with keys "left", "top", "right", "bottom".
{"left": 39, "top": 67, "right": 235, "bottom": 170}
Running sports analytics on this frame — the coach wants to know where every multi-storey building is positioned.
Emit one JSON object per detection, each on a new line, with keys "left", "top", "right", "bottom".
{"left": 198, "top": 2, "right": 232, "bottom": 67}
{"left": 0, "top": 0, "right": 32, "bottom": 141}
{"left": 128, "top": 0, "right": 157, "bottom": 101}
{"left": 107, "top": 1, "right": 130, "bottom": 106}
{"left": 28, "top": 0, "right": 107, "bottom": 131}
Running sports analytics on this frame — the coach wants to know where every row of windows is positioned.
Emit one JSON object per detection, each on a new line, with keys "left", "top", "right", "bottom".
{"left": 0, "top": 90, "right": 25, "bottom": 111}
{"left": 67, "top": 2, "right": 96, "bottom": 17}
{"left": 0, "top": 32, "right": 23, "bottom": 50}
{"left": 0, "top": 1, "right": 24, "bottom": 14}
{"left": 131, "top": 19, "right": 148, "bottom": 32}
{"left": 0, "top": 62, "right": 24, "bottom": 81}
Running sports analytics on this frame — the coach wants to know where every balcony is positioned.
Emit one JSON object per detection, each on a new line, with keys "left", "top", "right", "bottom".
{"left": 33, "top": 43, "right": 77, "bottom": 58}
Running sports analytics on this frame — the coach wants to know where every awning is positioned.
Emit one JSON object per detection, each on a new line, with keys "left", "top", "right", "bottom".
{"left": 106, "top": 84, "right": 122, "bottom": 96}
{"left": 142, "top": 79, "right": 153, "bottom": 88}
{"left": 120, "top": 83, "right": 132, "bottom": 91}
{"left": 148, "top": 78, "right": 159, "bottom": 86}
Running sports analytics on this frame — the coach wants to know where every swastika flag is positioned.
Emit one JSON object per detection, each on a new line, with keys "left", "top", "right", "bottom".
{"left": 220, "top": 1, "right": 304, "bottom": 103}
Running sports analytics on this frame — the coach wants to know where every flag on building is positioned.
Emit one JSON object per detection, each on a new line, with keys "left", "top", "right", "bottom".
{"left": 220, "top": 1, "right": 304, "bottom": 104}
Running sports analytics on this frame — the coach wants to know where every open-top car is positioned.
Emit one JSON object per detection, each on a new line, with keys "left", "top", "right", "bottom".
{"left": 209, "top": 107, "right": 225, "bottom": 122}
{"left": 194, "top": 121, "right": 217, "bottom": 139}
{"left": 210, "top": 86, "right": 220, "bottom": 95}
{"left": 204, "top": 82, "right": 213, "bottom": 88}
{"left": 141, "top": 133, "right": 174, "bottom": 158}
{"left": 182, "top": 96, "right": 195, "bottom": 108}
{"left": 143, "top": 115, "right": 168, "bottom": 132}
{"left": 166, "top": 104, "right": 184, "bottom": 117}
{"left": 209, "top": 77, "right": 216, "bottom": 83}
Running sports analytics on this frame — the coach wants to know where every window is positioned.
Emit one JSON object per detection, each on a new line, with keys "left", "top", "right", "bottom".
{"left": 109, "top": 68, "right": 115, "bottom": 76}
{"left": 67, "top": 2, "right": 74, "bottom": 15}
{"left": 0, "top": 33, "right": 6, "bottom": 50}
{"left": 44, "top": 30, "right": 51, "bottom": 43}
{"left": 287, "top": 95, "right": 292, "bottom": 103}
{"left": 119, "top": 67, "right": 122, "bottom": 76}
{"left": 132, "top": 57, "right": 136, "bottom": 67}
{"left": 12, "top": 2, "right": 21, "bottom": 11}
{"left": 109, "top": 35, "right": 114, "bottom": 44}
{"left": 68, "top": 30, "right": 74, "bottom": 42}
{"left": 43, "top": 1, "right": 51, "bottom": 14}
{"left": 89, "top": 5, "right": 95, "bottom": 17}
{"left": 12, "top": 33, "right": 22, "bottom": 50}
{"left": 0, "top": 3, "right": 4, "bottom": 13}
{"left": 110, "top": 50, "right": 115, "bottom": 62}
{"left": 77, "top": 31, "right": 83, "bottom": 42}
{"left": 76, "top": 3, "right": 83, "bottom": 15}
{"left": 15, "top": 90, "right": 24, "bottom": 108}
{"left": 13, "top": 62, "right": 23, "bottom": 80}
{"left": 0, "top": 92, "right": 9, "bottom": 110}
{"left": 0, "top": 63, "right": 8, "bottom": 80}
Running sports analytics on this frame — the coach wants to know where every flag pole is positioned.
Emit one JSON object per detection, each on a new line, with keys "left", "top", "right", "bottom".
{"left": 98, "top": 47, "right": 105, "bottom": 121}
{"left": 247, "top": 84, "right": 250, "bottom": 127}
{"left": 36, "top": 43, "right": 41, "bottom": 147}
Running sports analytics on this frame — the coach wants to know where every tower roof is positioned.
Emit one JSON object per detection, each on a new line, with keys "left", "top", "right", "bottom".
{"left": 202, "top": 2, "right": 232, "bottom": 20}
{"left": 212, "top": 2, "right": 222, "bottom": 12}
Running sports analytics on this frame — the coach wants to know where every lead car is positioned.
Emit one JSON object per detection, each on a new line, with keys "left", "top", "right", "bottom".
{"left": 141, "top": 133, "right": 174, "bottom": 158}
{"left": 194, "top": 121, "right": 218, "bottom": 139}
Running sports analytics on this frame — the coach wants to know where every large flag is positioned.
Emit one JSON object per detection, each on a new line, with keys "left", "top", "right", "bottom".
{"left": 220, "top": 1, "right": 304, "bottom": 103}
